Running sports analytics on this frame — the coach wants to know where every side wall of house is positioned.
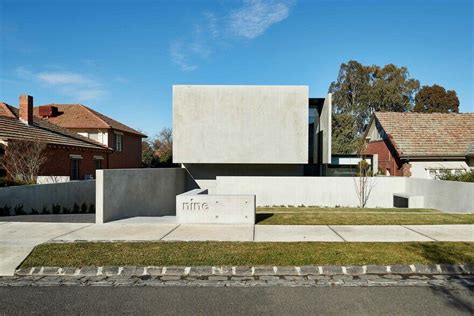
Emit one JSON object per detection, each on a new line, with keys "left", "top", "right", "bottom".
{"left": 365, "top": 140, "right": 404, "bottom": 176}
{"left": 40, "top": 148, "right": 108, "bottom": 180}
{"left": 107, "top": 131, "right": 143, "bottom": 169}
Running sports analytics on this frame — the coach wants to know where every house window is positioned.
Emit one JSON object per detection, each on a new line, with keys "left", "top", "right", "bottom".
{"left": 88, "top": 132, "right": 99, "bottom": 142}
{"left": 94, "top": 156, "right": 104, "bottom": 170}
{"left": 114, "top": 133, "right": 123, "bottom": 152}
{"left": 70, "top": 158, "right": 81, "bottom": 180}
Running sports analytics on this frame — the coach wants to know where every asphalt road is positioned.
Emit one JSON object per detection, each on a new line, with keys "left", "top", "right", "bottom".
{"left": 1, "top": 285, "right": 473, "bottom": 315}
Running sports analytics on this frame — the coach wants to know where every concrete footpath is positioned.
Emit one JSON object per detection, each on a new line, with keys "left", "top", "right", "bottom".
{"left": 0, "top": 220, "right": 473, "bottom": 276}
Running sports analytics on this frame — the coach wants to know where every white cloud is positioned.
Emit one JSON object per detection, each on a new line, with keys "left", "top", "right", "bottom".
{"left": 169, "top": 1, "right": 293, "bottom": 71}
{"left": 170, "top": 41, "right": 198, "bottom": 71}
{"left": 15, "top": 66, "right": 106, "bottom": 102}
{"left": 229, "top": 0, "right": 290, "bottom": 39}
{"left": 36, "top": 72, "right": 96, "bottom": 86}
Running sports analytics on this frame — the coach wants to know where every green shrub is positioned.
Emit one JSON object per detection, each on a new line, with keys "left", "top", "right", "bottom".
{"left": 52, "top": 204, "right": 61, "bottom": 214}
{"left": 438, "top": 170, "right": 474, "bottom": 182}
{"left": 62, "top": 206, "right": 71, "bottom": 214}
{"left": 30, "top": 208, "right": 39, "bottom": 215}
{"left": 73, "top": 203, "right": 80, "bottom": 214}
{"left": 80, "top": 202, "right": 88, "bottom": 213}
{"left": 88, "top": 204, "right": 95, "bottom": 214}
{"left": 14, "top": 204, "right": 25, "bottom": 215}
{"left": 0, "top": 205, "right": 11, "bottom": 216}
{"left": 41, "top": 205, "right": 50, "bottom": 215}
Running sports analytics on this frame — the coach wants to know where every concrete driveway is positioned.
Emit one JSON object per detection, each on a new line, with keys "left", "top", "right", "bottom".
{"left": 0, "top": 222, "right": 91, "bottom": 276}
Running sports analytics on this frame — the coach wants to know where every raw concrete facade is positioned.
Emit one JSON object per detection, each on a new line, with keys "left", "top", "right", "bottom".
{"left": 173, "top": 85, "right": 309, "bottom": 164}
{"left": 173, "top": 85, "right": 332, "bottom": 187}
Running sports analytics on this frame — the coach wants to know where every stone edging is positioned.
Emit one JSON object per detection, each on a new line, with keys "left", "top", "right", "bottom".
{"left": 16, "top": 264, "right": 473, "bottom": 277}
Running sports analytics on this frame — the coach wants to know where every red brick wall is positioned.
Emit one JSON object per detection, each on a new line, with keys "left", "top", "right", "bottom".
{"left": 365, "top": 140, "right": 405, "bottom": 176}
{"left": 39, "top": 147, "right": 108, "bottom": 180}
{"left": 107, "top": 131, "right": 143, "bottom": 169}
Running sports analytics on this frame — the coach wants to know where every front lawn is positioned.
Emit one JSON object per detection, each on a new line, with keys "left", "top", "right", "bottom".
{"left": 21, "top": 242, "right": 474, "bottom": 267}
{"left": 256, "top": 207, "right": 474, "bottom": 225}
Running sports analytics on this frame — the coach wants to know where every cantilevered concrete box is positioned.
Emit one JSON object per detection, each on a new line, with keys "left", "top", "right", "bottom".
{"left": 173, "top": 85, "right": 309, "bottom": 164}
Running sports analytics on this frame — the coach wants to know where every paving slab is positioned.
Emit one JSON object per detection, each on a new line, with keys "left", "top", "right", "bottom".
{"left": 0, "top": 223, "right": 90, "bottom": 276}
{"left": 163, "top": 224, "right": 254, "bottom": 241}
{"left": 111, "top": 216, "right": 178, "bottom": 224}
{"left": 54, "top": 224, "right": 179, "bottom": 241}
{"left": 330, "top": 225, "right": 433, "bottom": 242}
{"left": 404, "top": 225, "right": 474, "bottom": 242}
{"left": 0, "top": 222, "right": 91, "bottom": 244}
{"left": 254, "top": 225, "right": 343, "bottom": 242}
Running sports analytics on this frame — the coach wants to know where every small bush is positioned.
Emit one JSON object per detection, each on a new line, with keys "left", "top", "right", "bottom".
{"left": 62, "top": 206, "right": 71, "bottom": 214}
{"left": 438, "top": 170, "right": 474, "bottom": 182}
{"left": 73, "top": 203, "right": 80, "bottom": 214}
{"left": 88, "top": 204, "right": 95, "bottom": 214}
{"left": 41, "top": 205, "right": 50, "bottom": 215}
{"left": 80, "top": 202, "right": 88, "bottom": 213}
{"left": 30, "top": 208, "right": 40, "bottom": 215}
{"left": 51, "top": 204, "right": 61, "bottom": 214}
{"left": 14, "top": 204, "right": 25, "bottom": 215}
{"left": 0, "top": 205, "right": 11, "bottom": 216}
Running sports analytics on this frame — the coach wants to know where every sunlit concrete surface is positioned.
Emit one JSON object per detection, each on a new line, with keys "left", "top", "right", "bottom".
{"left": 162, "top": 224, "right": 254, "bottom": 241}
{"left": 255, "top": 225, "right": 343, "bottom": 242}
{"left": 330, "top": 225, "right": 434, "bottom": 242}
{"left": 405, "top": 225, "right": 474, "bottom": 242}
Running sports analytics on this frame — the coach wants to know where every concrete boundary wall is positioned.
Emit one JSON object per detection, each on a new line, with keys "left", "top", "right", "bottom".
{"left": 215, "top": 176, "right": 474, "bottom": 212}
{"left": 96, "top": 168, "right": 189, "bottom": 223}
{"left": 0, "top": 180, "right": 95, "bottom": 214}
{"left": 215, "top": 176, "right": 406, "bottom": 208}
{"left": 406, "top": 178, "right": 474, "bottom": 213}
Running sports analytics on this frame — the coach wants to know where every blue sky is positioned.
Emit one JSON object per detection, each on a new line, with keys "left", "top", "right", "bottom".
{"left": 1, "top": 0, "right": 473, "bottom": 136}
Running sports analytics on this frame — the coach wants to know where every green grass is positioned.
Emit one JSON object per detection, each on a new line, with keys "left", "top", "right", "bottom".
{"left": 257, "top": 207, "right": 441, "bottom": 213}
{"left": 256, "top": 207, "right": 474, "bottom": 225}
{"left": 21, "top": 242, "right": 474, "bottom": 267}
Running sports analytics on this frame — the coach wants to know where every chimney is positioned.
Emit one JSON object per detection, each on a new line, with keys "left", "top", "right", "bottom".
{"left": 19, "top": 95, "right": 33, "bottom": 125}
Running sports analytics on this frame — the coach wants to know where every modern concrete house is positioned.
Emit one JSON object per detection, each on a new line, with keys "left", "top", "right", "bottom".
{"left": 173, "top": 85, "right": 332, "bottom": 190}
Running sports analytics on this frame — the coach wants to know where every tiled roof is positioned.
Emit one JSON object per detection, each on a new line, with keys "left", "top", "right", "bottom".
{"left": 374, "top": 112, "right": 474, "bottom": 158}
{"left": 0, "top": 103, "right": 111, "bottom": 151}
{"left": 33, "top": 104, "right": 146, "bottom": 137}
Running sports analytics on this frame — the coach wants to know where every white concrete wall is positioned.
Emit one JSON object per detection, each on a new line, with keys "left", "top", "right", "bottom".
{"left": 321, "top": 94, "right": 332, "bottom": 164}
{"left": 0, "top": 180, "right": 95, "bottom": 214}
{"left": 176, "top": 189, "right": 255, "bottom": 224}
{"left": 96, "top": 168, "right": 188, "bottom": 223}
{"left": 215, "top": 176, "right": 406, "bottom": 208}
{"left": 410, "top": 161, "right": 470, "bottom": 179}
{"left": 406, "top": 178, "right": 474, "bottom": 212}
{"left": 173, "top": 85, "right": 309, "bottom": 164}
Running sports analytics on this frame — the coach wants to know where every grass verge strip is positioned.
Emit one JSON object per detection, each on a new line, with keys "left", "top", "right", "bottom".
{"left": 256, "top": 213, "right": 474, "bottom": 225}
{"left": 21, "top": 242, "right": 473, "bottom": 267}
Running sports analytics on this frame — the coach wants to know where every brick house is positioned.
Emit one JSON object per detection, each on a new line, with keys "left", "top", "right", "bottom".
{"left": 364, "top": 112, "right": 474, "bottom": 178}
{"left": 0, "top": 96, "right": 112, "bottom": 182}
{"left": 33, "top": 103, "right": 146, "bottom": 169}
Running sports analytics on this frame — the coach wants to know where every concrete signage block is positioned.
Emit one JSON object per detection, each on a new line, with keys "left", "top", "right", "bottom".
{"left": 176, "top": 189, "right": 255, "bottom": 224}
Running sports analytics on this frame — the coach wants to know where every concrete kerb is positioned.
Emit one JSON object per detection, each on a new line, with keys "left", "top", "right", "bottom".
{"left": 15, "top": 264, "right": 472, "bottom": 278}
